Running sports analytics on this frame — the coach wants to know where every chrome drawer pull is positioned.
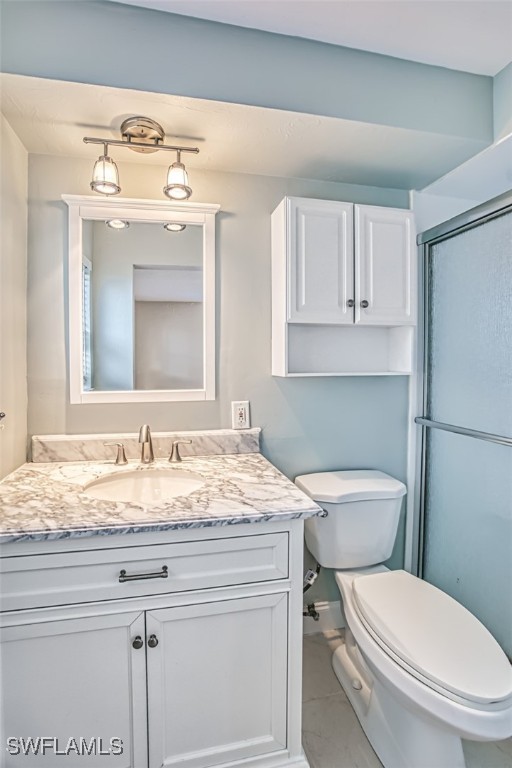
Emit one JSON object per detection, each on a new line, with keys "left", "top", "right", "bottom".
{"left": 119, "top": 565, "right": 168, "bottom": 583}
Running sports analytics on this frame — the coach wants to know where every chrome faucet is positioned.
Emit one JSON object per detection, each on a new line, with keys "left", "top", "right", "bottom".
{"left": 138, "top": 424, "right": 154, "bottom": 464}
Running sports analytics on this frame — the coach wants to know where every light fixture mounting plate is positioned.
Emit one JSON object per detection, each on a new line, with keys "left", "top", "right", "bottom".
{"left": 120, "top": 116, "right": 165, "bottom": 153}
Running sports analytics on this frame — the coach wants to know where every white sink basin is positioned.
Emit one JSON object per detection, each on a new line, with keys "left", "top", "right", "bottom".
{"left": 83, "top": 469, "right": 205, "bottom": 504}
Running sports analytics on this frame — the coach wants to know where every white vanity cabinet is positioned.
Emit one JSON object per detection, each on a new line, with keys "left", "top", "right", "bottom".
{"left": 271, "top": 196, "right": 416, "bottom": 376}
{"left": 146, "top": 593, "right": 288, "bottom": 768}
{"left": 1, "top": 610, "right": 148, "bottom": 766}
{"left": 0, "top": 523, "right": 307, "bottom": 768}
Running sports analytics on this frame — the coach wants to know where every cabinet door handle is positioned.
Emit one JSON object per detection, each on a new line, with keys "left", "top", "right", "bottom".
{"left": 119, "top": 565, "right": 168, "bottom": 583}
{"left": 347, "top": 299, "right": 355, "bottom": 308}
{"left": 132, "top": 636, "right": 144, "bottom": 649}
{"left": 147, "top": 634, "right": 159, "bottom": 648}
{"left": 360, "top": 300, "right": 369, "bottom": 308}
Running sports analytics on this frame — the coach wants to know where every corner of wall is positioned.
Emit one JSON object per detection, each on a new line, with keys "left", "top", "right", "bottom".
{"left": 0, "top": 114, "right": 28, "bottom": 477}
{"left": 493, "top": 61, "right": 512, "bottom": 142}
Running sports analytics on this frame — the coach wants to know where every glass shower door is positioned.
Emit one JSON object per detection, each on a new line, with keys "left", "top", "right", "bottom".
{"left": 419, "top": 202, "right": 512, "bottom": 658}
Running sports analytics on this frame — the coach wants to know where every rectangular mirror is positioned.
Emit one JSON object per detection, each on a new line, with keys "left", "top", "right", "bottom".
{"left": 64, "top": 195, "right": 219, "bottom": 403}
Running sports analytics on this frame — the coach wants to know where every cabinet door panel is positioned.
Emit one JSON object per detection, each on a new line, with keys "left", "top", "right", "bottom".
{"left": 288, "top": 198, "right": 354, "bottom": 324}
{"left": 147, "top": 593, "right": 288, "bottom": 768}
{"left": 0, "top": 611, "right": 147, "bottom": 767}
{"left": 355, "top": 205, "right": 415, "bottom": 325}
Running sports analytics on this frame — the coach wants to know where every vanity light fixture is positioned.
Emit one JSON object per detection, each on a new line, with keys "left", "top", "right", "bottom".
{"left": 84, "top": 116, "right": 199, "bottom": 199}
{"left": 106, "top": 219, "right": 130, "bottom": 230}
{"left": 163, "top": 222, "right": 186, "bottom": 232}
{"left": 90, "top": 144, "right": 120, "bottom": 196}
{"left": 163, "top": 150, "right": 192, "bottom": 201}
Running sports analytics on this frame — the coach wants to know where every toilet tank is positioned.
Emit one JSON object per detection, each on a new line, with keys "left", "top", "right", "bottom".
{"left": 295, "top": 470, "right": 406, "bottom": 569}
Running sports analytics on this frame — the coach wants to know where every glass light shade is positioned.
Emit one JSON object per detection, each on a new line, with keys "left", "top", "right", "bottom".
{"left": 163, "top": 222, "right": 186, "bottom": 232}
{"left": 106, "top": 219, "right": 129, "bottom": 230}
{"left": 90, "top": 155, "right": 120, "bottom": 195}
{"left": 163, "top": 161, "right": 192, "bottom": 200}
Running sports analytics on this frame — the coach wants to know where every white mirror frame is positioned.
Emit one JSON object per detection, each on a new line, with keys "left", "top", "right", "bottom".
{"left": 63, "top": 195, "right": 220, "bottom": 404}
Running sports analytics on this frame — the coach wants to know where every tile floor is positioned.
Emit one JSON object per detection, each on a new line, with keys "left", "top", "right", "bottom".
{"left": 302, "top": 630, "right": 512, "bottom": 768}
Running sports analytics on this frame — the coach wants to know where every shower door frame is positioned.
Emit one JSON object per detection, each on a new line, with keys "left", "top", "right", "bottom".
{"left": 412, "top": 189, "right": 512, "bottom": 577}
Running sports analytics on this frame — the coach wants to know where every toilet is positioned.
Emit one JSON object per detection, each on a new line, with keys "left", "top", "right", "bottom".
{"left": 296, "top": 469, "right": 512, "bottom": 768}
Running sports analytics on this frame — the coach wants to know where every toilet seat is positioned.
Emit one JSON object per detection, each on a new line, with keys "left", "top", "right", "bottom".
{"left": 351, "top": 570, "right": 512, "bottom": 707}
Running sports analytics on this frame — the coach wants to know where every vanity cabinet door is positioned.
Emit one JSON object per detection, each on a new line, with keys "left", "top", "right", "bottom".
{"left": 0, "top": 610, "right": 148, "bottom": 767}
{"left": 146, "top": 593, "right": 288, "bottom": 768}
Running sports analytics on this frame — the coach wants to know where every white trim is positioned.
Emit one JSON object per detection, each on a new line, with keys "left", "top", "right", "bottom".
{"left": 63, "top": 195, "right": 219, "bottom": 404}
{"left": 62, "top": 194, "right": 220, "bottom": 216}
{"left": 404, "top": 237, "right": 426, "bottom": 575}
{"left": 67, "top": 200, "right": 83, "bottom": 403}
{"left": 74, "top": 389, "right": 209, "bottom": 403}
{"left": 403, "top": 200, "right": 421, "bottom": 575}
{"left": 203, "top": 211, "right": 216, "bottom": 400}
{"left": 303, "top": 600, "right": 345, "bottom": 635}
{"left": 404, "top": 372, "right": 419, "bottom": 574}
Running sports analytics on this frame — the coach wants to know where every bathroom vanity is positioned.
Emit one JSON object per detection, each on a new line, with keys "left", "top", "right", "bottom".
{"left": 0, "top": 432, "right": 320, "bottom": 768}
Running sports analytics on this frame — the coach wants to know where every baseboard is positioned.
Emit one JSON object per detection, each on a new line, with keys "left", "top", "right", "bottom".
{"left": 303, "top": 600, "right": 345, "bottom": 635}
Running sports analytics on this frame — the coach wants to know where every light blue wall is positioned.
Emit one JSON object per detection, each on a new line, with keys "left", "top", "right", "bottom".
{"left": 1, "top": 0, "right": 493, "bottom": 144}
{"left": 27, "top": 155, "right": 410, "bottom": 600}
{"left": 5, "top": 0, "right": 462, "bottom": 601}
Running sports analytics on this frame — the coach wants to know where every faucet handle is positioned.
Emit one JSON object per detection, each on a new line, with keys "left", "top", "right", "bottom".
{"left": 104, "top": 442, "right": 128, "bottom": 465}
{"left": 169, "top": 440, "right": 192, "bottom": 463}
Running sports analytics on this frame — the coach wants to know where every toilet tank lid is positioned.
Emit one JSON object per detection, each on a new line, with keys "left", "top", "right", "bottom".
{"left": 295, "top": 470, "right": 406, "bottom": 504}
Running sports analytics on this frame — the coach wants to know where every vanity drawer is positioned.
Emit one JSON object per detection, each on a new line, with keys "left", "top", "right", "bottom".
{"left": 0, "top": 533, "right": 289, "bottom": 612}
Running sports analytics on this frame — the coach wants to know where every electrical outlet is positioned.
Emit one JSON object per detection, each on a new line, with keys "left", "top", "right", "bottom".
{"left": 231, "top": 401, "right": 250, "bottom": 430}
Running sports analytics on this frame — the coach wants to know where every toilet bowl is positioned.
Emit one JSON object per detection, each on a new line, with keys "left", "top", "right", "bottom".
{"left": 296, "top": 470, "right": 512, "bottom": 768}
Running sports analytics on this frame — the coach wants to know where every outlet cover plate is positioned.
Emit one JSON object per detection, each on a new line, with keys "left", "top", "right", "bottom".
{"left": 231, "top": 401, "right": 250, "bottom": 429}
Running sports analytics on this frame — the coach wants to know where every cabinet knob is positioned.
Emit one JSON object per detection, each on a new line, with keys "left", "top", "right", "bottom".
{"left": 360, "top": 300, "right": 369, "bottom": 309}
{"left": 148, "top": 634, "right": 159, "bottom": 648}
{"left": 347, "top": 299, "right": 355, "bottom": 308}
{"left": 132, "top": 636, "right": 144, "bottom": 650}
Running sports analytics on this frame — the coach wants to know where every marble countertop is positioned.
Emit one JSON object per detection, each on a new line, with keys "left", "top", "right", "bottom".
{"left": 0, "top": 453, "right": 321, "bottom": 543}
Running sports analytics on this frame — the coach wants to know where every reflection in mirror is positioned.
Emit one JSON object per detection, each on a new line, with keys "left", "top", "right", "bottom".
{"left": 82, "top": 221, "right": 203, "bottom": 391}
{"left": 64, "top": 195, "right": 219, "bottom": 403}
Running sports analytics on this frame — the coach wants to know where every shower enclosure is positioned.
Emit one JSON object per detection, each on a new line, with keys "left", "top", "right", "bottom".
{"left": 415, "top": 191, "right": 512, "bottom": 659}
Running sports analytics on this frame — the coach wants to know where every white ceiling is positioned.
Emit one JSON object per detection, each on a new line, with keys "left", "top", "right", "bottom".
{"left": 109, "top": 0, "right": 512, "bottom": 76}
{"left": 0, "top": 74, "right": 488, "bottom": 191}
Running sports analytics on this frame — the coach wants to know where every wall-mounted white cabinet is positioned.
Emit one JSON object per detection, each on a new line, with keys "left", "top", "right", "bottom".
{"left": 271, "top": 197, "right": 416, "bottom": 376}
